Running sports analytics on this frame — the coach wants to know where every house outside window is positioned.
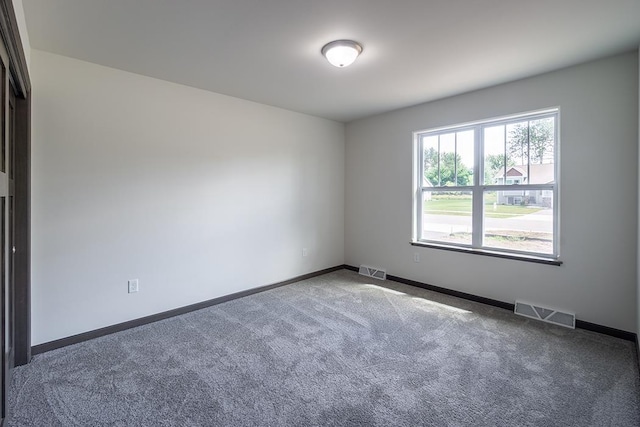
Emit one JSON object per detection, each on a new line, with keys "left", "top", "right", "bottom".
{"left": 413, "top": 109, "right": 559, "bottom": 261}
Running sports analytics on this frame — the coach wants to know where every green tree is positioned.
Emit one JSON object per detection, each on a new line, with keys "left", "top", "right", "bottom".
{"left": 486, "top": 153, "right": 506, "bottom": 171}
{"left": 424, "top": 150, "right": 471, "bottom": 186}
{"left": 423, "top": 147, "right": 438, "bottom": 182}
{"left": 507, "top": 119, "right": 554, "bottom": 165}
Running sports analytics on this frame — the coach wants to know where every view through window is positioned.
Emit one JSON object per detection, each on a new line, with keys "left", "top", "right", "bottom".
{"left": 414, "top": 109, "right": 558, "bottom": 259}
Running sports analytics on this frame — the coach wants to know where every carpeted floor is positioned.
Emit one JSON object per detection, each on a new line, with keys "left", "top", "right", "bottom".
{"left": 7, "top": 269, "right": 640, "bottom": 426}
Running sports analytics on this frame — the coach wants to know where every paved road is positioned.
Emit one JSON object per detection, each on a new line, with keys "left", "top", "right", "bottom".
{"left": 423, "top": 209, "right": 552, "bottom": 235}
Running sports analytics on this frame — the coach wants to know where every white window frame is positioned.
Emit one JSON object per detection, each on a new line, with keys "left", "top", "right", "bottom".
{"left": 412, "top": 108, "right": 560, "bottom": 263}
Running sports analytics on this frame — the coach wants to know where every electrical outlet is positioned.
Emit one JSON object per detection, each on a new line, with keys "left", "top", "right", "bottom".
{"left": 128, "top": 279, "right": 139, "bottom": 293}
{"left": 413, "top": 253, "right": 420, "bottom": 263}
{"left": 302, "top": 248, "right": 308, "bottom": 257}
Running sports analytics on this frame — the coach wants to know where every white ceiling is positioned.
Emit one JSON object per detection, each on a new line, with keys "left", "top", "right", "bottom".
{"left": 22, "top": 0, "right": 640, "bottom": 122}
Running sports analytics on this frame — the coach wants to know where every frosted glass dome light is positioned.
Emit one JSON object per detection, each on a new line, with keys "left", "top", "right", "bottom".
{"left": 321, "top": 40, "right": 363, "bottom": 68}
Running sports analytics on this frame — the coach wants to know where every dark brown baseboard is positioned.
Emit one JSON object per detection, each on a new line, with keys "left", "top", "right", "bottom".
{"left": 346, "top": 265, "right": 637, "bottom": 342}
{"left": 573, "top": 319, "right": 637, "bottom": 342}
{"left": 32, "top": 265, "right": 345, "bottom": 355}
{"left": 387, "top": 272, "right": 515, "bottom": 311}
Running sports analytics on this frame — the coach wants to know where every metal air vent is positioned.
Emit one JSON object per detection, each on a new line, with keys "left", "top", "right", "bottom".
{"left": 358, "top": 265, "right": 386, "bottom": 280}
{"left": 515, "top": 300, "right": 575, "bottom": 329}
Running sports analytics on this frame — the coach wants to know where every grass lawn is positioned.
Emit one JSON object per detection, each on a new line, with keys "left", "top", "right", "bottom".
{"left": 425, "top": 196, "right": 543, "bottom": 218}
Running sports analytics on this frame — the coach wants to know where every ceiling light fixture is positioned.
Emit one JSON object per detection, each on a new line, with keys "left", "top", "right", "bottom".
{"left": 321, "top": 40, "right": 363, "bottom": 68}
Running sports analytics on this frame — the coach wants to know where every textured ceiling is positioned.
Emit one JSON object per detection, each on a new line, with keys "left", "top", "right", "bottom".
{"left": 22, "top": 0, "right": 640, "bottom": 122}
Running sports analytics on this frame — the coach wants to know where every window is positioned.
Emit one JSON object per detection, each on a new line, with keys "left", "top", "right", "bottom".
{"left": 413, "top": 109, "right": 559, "bottom": 262}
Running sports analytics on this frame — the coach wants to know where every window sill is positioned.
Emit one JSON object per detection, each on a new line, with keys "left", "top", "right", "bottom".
{"left": 410, "top": 241, "right": 562, "bottom": 266}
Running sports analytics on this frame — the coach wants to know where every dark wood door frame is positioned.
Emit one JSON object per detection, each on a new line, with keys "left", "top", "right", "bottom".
{"left": 0, "top": 0, "right": 31, "bottom": 368}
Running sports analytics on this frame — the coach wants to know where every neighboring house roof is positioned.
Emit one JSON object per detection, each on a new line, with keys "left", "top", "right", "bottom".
{"left": 495, "top": 163, "right": 554, "bottom": 184}
{"left": 506, "top": 166, "right": 526, "bottom": 177}
{"left": 423, "top": 176, "right": 433, "bottom": 187}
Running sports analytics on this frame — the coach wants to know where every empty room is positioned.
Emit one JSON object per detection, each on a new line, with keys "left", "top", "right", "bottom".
{"left": 1, "top": 0, "right": 639, "bottom": 425}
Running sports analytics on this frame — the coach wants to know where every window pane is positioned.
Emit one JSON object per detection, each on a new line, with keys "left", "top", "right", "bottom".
{"left": 422, "top": 135, "right": 439, "bottom": 187}
{"left": 439, "top": 133, "right": 456, "bottom": 186}
{"left": 506, "top": 121, "right": 529, "bottom": 172}
{"left": 422, "top": 191, "right": 472, "bottom": 245}
{"left": 484, "top": 125, "right": 506, "bottom": 185}
{"left": 528, "top": 117, "right": 555, "bottom": 165}
{"left": 456, "top": 130, "right": 474, "bottom": 186}
{"left": 484, "top": 190, "right": 554, "bottom": 254}
{"left": 528, "top": 117, "right": 555, "bottom": 184}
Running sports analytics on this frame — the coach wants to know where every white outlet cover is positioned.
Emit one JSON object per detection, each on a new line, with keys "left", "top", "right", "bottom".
{"left": 128, "top": 279, "right": 139, "bottom": 293}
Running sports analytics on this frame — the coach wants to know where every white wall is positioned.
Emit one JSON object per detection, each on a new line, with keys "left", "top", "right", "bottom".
{"left": 31, "top": 50, "right": 345, "bottom": 345}
{"left": 11, "top": 0, "right": 30, "bottom": 70}
{"left": 346, "top": 51, "right": 639, "bottom": 333}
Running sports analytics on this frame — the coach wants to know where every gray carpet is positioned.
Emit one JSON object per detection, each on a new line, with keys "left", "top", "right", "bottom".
{"left": 7, "top": 270, "right": 640, "bottom": 426}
